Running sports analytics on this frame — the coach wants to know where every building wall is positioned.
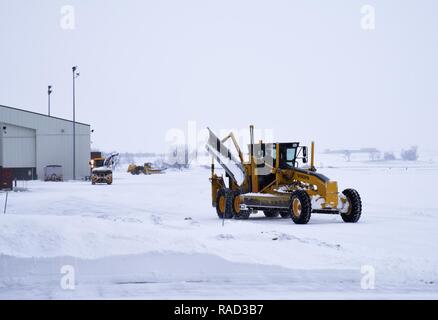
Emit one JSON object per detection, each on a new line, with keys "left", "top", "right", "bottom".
{"left": 0, "top": 124, "right": 3, "bottom": 166}
{"left": 0, "top": 105, "right": 90, "bottom": 180}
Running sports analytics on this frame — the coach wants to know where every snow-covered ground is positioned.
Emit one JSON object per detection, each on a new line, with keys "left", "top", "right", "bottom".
{"left": 1, "top": 155, "right": 437, "bottom": 299}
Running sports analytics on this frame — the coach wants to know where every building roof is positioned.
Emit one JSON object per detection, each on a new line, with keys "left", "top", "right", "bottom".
{"left": 0, "top": 104, "right": 90, "bottom": 127}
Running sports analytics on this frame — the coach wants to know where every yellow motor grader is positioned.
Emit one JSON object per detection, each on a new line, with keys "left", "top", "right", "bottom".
{"left": 206, "top": 126, "right": 362, "bottom": 224}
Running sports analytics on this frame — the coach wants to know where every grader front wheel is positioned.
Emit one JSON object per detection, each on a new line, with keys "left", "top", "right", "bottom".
{"left": 340, "top": 188, "right": 362, "bottom": 223}
{"left": 290, "top": 190, "right": 312, "bottom": 224}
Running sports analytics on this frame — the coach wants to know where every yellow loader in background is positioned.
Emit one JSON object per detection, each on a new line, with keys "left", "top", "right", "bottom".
{"left": 127, "top": 162, "right": 166, "bottom": 175}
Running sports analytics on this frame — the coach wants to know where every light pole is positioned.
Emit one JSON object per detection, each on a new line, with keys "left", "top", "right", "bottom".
{"left": 72, "top": 66, "right": 80, "bottom": 180}
{"left": 48, "top": 85, "right": 52, "bottom": 116}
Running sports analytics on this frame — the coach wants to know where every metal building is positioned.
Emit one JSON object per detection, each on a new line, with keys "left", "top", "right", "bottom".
{"left": 0, "top": 105, "right": 90, "bottom": 180}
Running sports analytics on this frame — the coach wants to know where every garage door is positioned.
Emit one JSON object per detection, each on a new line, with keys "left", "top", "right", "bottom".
{"left": 1, "top": 123, "right": 36, "bottom": 168}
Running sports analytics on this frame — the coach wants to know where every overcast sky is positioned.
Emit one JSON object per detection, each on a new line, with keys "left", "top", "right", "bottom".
{"left": 1, "top": 0, "right": 437, "bottom": 153}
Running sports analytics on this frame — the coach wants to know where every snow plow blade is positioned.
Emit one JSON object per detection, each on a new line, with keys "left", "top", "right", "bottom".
{"left": 205, "top": 128, "right": 245, "bottom": 186}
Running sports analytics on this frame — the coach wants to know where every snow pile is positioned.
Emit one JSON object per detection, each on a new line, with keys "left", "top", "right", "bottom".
{"left": 0, "top": 164, "right": 438, "bottom": 298}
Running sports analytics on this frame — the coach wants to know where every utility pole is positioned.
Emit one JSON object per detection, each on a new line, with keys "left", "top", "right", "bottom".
{"left": 3, "top": 191, "right": 8, "bottom": 214}
{"left": 72, "top": 66, "right": 80, "bottom": 180}
{"left": 48, "top": 85, "right": 52, "bottom": 116}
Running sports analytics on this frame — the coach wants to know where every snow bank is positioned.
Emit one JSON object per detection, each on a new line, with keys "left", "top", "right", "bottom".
{"left": 1, "top": 165, "right": 438, "bottom": 298}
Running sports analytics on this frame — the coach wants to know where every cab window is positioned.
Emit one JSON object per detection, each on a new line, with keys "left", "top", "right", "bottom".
{"left": 279, "top": 144, "right": 297, "bottom": 169}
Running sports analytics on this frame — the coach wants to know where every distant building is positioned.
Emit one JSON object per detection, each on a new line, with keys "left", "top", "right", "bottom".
{"left": 0, "top": 105, "right": 90, "bottom": 180}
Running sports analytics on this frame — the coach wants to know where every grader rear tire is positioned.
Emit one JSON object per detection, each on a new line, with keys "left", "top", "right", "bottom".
{"left": 290, "top": 190, "right": 312, "bottom": 224}
{"left": 340, "top": 189, "right": 362, "bottom": 223}
{"left": 216, "top": 188, "right": 234, "bottom": 219}
{"left": 232, "top": 191, "right": 250, "bottom": 220}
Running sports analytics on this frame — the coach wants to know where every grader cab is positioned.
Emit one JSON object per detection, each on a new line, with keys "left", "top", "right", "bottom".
{"left": 206, "top": 126, "right": 362, "bottom": 224}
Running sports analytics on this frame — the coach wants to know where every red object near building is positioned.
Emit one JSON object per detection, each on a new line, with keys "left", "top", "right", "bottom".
{"left": 0, "top": 167, "right": 13, "bottom": 190}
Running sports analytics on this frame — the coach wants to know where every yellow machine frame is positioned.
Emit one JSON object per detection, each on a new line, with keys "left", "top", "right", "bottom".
{"left": 208, "top": 125, "right": 362, "bottom": 224}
